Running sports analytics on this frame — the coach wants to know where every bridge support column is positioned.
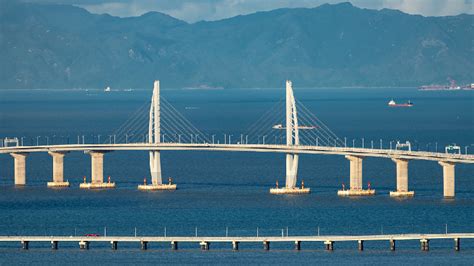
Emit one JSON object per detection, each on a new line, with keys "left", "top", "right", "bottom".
{"left": 358, "top": 240, "right": 364, "bottom": 251}
{"left": 51, "top": 241, "right": 58, "bottom": 250}
{"left": 294, "top": 241, "right": 301, "bottom": 251}
{"left": 171, "top": 241, "right": 178, "bottom": 250}
{"left": 141, "top": 241, "right": 148, "bottom": 250}
{"left": 454, "top": 238, "right": 460, "bottom": 251}
{"left": 232, "top": 241, "right": 239, "bottom": 251}
{"left": 47, "top": 151, "right": 69, "bottom": 188}
{"left": 324, "top": 240, "right": 333, "bottom": 251}
{"left": 111, "top": 241, "right": 118, "bottom": 250}
{"left": 200, "top": 241, "right": 209, "bottom": 251}
{"left": 79, "top": 241, "right": 89, "bottom": 250}
{"left": 11, "top": 153, "right": 28, "bottom": 186}
{"left": 338, "top": 155, "right": 374, "bottom": 196}
{"left": 420, "top": 239, "right": 429, "bottom": 251}
{"left": 21, "top": 240, "right": 29, "bottom": 250}
{"left": 439, "top": 161, "right": 455, "bottom": 198}
{"left": 390, "top": 158, "right": 414, "bottom": 197}
{"left": 263, "top": 241, "right": 270, "bottom": 251}
{"left": 390, "top": 239, "right": 396, "bottom": 251}
{"left": 80, "top": 151, "right": 115, "bottom": 189}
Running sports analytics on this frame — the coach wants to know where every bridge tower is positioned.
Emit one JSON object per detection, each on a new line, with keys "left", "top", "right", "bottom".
{"left": 270, "top": 80, "right": 310, "bottom": 194}
{"left": 138, "top": 80, "right": 176, "bottom": 190}
{"left": 149, "top": 80, "right": 162, "bottom": 185}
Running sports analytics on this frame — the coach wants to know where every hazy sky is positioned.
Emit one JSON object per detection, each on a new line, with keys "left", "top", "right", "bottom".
{"left": 26, "top": 0, "right": 474, "bottom": 22}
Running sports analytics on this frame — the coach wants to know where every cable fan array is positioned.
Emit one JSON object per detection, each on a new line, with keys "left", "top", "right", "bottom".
{"left": 107, "top": 97, "right": 209, "bottom": 144}
{"left": 108, "top": 95, "right": 343, "bottom": 147}
{"left": 242, "top": 98, "right": 344, "bottom": 147}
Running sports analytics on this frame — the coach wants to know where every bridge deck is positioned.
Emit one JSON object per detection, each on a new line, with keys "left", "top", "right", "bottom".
{"left": 1, "top": 233, "right": 472, "bottom": 242}
{"left": 1, "top": 143, "right": 473, "bottom": 163}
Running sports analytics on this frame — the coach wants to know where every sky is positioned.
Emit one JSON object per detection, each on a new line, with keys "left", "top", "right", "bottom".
{"left": 25, "top": 0, "right": 474, "bottom": 22}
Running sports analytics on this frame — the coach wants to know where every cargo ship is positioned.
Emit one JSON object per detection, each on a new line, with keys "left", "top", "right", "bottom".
{"left": 388, "top": 99, "right": 413, "bottom": 107}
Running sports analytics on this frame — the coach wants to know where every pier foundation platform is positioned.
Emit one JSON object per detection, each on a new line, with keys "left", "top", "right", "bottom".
{"left": 337, "top": 189, "right": 375, "bottom": 196}
{"left": 138, "top": 177, "right": 176, "bottom": 190}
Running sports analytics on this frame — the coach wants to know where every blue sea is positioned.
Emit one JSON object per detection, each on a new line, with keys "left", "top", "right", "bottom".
{"left": 0, "top": 87, "right": 473, "bottom": 264}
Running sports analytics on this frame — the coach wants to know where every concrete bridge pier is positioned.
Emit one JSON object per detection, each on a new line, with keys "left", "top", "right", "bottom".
{"left": 111, "top": 241, "right": 118, "bottom": 250}
{"left": 358, "top": 240, "right": 364, "bottom": 251}
{"left": 338, "top": 155, "right": 375, "bottom": 196}
{"left": 51, "top": 241, "right": 58, "bottom": 250}
{"left": 80, "top": 151, "right": 115, "bottom": 189}
{"left": 294, "top": 240, "right": 301, "bottom": 251}
{"left": 439, "top": 161, "right": 455, "bottom": 198}
{"left": 454, "top": 238, "right": 460, "bottom": 251}
{"left": 232, "top": 241, "right": 239, "bottom": 251}
{"left": 171, "top": 241, "right": 178, "bottom": 250}
{"left": 390, "top": 239, "right": 396, "bottom": 251}
{"left": 47, "top": 151, "right": 69, "bottom": 188}
{"left": 390, "top": 158, "right": 414, "bottom": 197}
{"left": 420, "top": 239, "right": 429, "bottom": 251}
{"left": 21, "top": 240, "right": 29, "bottom": 250}
{"left": 11, "top": 153, "right": 28, "bottom": 186}
{"left": 263, "top": 241, "right": 270, "bottom": 251}
{"left": 324, "top": 240, "right": 334, "bottom": 251}
{"left": 200, "top": 241, "right": 209, "bottom": 250}
{"left": 79, "top": 241, "right": 89, "bottom": 249}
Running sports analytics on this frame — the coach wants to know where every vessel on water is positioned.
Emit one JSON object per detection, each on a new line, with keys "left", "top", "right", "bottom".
{"left": 388, "top": 99, "right": 413, "bottom": 107}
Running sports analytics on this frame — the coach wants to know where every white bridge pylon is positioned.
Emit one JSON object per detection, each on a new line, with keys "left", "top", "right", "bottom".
{"left": 149, "top": 80, "right": 162, "bottom": 185}
{"left": 285, "top": 80, "right": 299, "bottom": 188}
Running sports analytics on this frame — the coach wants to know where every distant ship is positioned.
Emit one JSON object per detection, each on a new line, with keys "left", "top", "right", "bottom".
{"left": 104, "top": 86, "right": 111, "bottom": 92}
{"left": 388, "top": 99, "right": 413, "bottom": 107}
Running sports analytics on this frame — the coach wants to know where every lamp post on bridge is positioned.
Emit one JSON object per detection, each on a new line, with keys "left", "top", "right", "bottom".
{"left": 352, "top": 139, "right": 355, "bottom": 148}
{"left": 435, "top": 142, "right": 438, "bottom": 152}
{"left": 20, "top": 137, "right": 25, "bottom": 146}
{"left": 178, "top": 134, "right": 182, "bottom": 143}
{"left": 263, "top": 135, "right": 266, "bottom": 145}
{"left": 224, "top": 134, "right": 227, "bottom": 144}
{"left": 46, "top": 136, "right": 50, "bottom": 145}
{"left": 246, "top": 135, "right": 249, "bottom": 144}
{"left": 212, "top": 135, "right": 215, "bottom": 144}
{"left": 362, "top": 138, "right": 365, "bottom": 148}
{"left": 465, "top": 146, "right": 469, "bottom": 154}
{"left": 371, "top": 140, "right": 374, "bottom": 149}
{"left": 36, "top": 136, "right": 40, "bottom": 146}
{"left": 228, "top": 134, "right": 233, "bottom": 144}
{"left": 344, "top": 137, "right": 347, "bottom": 147}
{"left": 380, "top": 139, "right": 383, "bottom": 149}
{"left": 390, "top": 140, "right": 394, "bottom": 150}
{"left": 240, "top": 134, "right": 243, "bottom": 144}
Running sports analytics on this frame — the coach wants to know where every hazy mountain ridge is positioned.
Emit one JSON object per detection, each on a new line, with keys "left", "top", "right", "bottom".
{"left": 0, "top": 1, "right": 472, "bottom": 89}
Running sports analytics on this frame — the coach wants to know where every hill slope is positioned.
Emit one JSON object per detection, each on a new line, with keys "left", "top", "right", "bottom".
{"left": 0, "top": 2, "right": 472, "bottom": 89}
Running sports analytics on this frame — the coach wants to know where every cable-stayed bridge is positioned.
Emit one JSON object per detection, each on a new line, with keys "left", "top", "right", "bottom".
{"left": 1, "top": 81, "right": 473, "bottom": 197}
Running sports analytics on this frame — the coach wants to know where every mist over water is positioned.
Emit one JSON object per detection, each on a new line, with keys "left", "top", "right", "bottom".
{"left": 0, "top": 88, "right": 473, "bottom": 263}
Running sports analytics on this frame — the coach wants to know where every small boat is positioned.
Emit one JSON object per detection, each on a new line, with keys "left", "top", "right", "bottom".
{"left": 388, "top": 99, "right": 413, "bottom": 107}
{"left": 104, "top": 86, "right": 111, "bottom": 92}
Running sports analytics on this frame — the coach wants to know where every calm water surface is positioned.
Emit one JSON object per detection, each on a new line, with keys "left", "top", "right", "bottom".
{"left": 0, "top": 87, "right": 473, "bottom": 264}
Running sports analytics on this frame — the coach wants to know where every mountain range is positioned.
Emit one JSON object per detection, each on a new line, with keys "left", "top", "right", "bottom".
{"left": 0, "top": 1, "right": 472, "bottom": 89}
